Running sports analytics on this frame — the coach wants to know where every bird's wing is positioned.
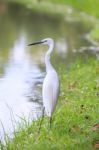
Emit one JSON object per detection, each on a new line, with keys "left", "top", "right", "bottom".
{"left": 43, "top": 81, "right": 53, "bottom": 117}
{"left": 42, "top": 73, "right": 59, "bottom": 117}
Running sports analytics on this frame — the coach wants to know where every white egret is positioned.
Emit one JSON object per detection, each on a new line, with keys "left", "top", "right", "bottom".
{"left": 28, "top": 38, "right": 60, "bottom": 128}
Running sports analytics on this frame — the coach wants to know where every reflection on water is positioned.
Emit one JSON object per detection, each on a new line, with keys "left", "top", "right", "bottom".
{"left": 0, "top": 34, "right": 43, "bottom": 140}
{"left": 0, "top": 2, "right": 97, "bottom": 140}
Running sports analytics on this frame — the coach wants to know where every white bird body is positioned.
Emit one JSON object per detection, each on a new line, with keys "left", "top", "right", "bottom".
{"left": 43, "top": 68, "right": 59, "bottom": 117}
{"left": 28, "top": 38, "right": 60, "bottom": 122}
{"left": 42, "top": 38, "right": 59, "bottom": 118}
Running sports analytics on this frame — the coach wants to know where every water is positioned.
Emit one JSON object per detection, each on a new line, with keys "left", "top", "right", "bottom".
{"left": 0, "top": 2, "right": 97, "bottom": 140}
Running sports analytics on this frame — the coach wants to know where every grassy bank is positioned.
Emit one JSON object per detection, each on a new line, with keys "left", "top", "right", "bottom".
{"left": 1, "top": 57, "right": 99, "bottom": 150}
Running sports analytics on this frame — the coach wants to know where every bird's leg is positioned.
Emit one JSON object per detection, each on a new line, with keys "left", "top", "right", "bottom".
{"left": 49, "top": 117, "right": 52, "bottom": 129}
{"left": 38, "top": 107, "right": 45, "bottom": 133}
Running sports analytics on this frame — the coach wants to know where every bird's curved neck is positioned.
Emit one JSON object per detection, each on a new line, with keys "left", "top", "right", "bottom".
{"left": 45, "top": 43, "right": 54, "bottom": 72}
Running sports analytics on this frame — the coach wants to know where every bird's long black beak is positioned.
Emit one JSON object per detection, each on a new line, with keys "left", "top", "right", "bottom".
{"left": 28, "top": 41, "right": 44, "bottom": 46}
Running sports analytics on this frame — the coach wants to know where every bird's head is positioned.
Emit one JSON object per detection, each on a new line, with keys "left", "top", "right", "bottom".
{"left": 28, "top": 38, "right": 54, "bottom": 47}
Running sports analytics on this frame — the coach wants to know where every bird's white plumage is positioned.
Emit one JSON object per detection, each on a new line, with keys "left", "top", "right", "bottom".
{"left": 43, "top": 69, "right": 59, "bottom": 117}
{"left": 28, "top": 38, "right": 60, "bottom": 119}
{"left": 42, "top": 38, "right": 60, "bottom": 118}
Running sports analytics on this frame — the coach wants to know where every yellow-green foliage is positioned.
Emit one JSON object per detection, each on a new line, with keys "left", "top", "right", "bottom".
{"left": 90, "top": 26, "right": 99, "bottom": 42}
{"left": 45, "top": 0, "right": 99, "bottom": 17}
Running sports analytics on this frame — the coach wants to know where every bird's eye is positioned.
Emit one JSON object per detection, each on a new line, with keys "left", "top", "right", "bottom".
{"left": 44, "top": 40, "right": 47, "bottom": 42}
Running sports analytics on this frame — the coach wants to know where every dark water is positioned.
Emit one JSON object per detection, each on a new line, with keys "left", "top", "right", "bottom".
{"left": 0, "top": 2, "right": 97, "bottom": 140}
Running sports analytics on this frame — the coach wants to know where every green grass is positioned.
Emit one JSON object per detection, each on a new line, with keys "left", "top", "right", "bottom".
{"left": 1, "top": 57, "right": 99, "bottom": 150}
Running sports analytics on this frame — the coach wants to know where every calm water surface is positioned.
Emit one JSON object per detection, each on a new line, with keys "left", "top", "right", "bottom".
{"left": 0, "top": 3, "right": 96, "bottom": 140}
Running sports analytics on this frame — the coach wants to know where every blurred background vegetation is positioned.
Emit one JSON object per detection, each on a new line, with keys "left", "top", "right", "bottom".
{"left": 1, "top": 0, "right": 99, "bottom": 17}
{"left": 1, "top": 0, "right": 99, "bottom": 41}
